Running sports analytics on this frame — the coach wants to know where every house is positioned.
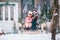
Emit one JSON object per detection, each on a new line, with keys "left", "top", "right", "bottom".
{"left": 0, "top": 0, "right": 60, "bottom": 33}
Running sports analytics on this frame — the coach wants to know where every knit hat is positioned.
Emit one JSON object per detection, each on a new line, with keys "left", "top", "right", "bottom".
{"left": 28, "top": 11, "right": 32, "bottom": 15}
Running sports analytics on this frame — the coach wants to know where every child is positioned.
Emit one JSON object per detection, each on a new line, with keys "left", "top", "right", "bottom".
{"left": 25, "top": 11, "right": 32, "bottom": 30}
{"left": 31, "top": 10, "right": 39, "bottom": 30}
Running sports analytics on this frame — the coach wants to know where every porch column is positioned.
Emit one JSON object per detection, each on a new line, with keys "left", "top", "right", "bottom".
{"left": 8, "top": 6, "right": 11, "bottom": 21}
{"left": 14, "top": 3, "right": 18, "bottom": 31}
{"left": 2, "top": 6, "right": 5, "bottom": 21}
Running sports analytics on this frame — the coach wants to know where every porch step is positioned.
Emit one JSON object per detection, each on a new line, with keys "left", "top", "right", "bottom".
{"left": 23, "top": 30, "right": 40, "bottom": 34}
{"left": 18, "top": 30, "right": 46, "bottom": 34}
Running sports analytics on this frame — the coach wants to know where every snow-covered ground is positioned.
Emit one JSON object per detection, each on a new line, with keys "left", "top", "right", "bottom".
{"left": 0, "top": 21, "right": 60, "bottom": 40}
{"left": 0, "top": 33, "right": 51, "bottom": 40}
{"left": 56, "top": 33, "right": 60, "bottom": 40}
{"left": 0, "top": 33, "right": 60, "bottom": 40}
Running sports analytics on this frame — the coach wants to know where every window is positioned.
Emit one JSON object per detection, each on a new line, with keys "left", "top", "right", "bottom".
{"left": 0, "top": 7, "right": 2, "bottom": 20}
{"left": 10, "top": 6, "right": 14, "bottom": 20}
{"left": 0, "top": 2, "right": 17, "bottom": 21}
{"left": 5, "top": 6, "right": 8, "bottom": 21}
